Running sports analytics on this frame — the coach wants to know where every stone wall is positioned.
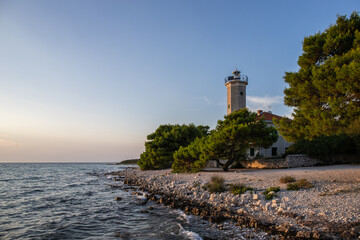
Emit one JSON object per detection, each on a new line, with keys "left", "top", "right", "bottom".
{"left": 239, "top": 154, "right": 320, "bottom": 169}
{"left": 207, "top": 153, "right": 359, "bottom": 169}
{"left": 285, "top": 154, "right": 321, "bottom": 168}
{"left": 240, "top": 158, "right": 287, "bottom": 169}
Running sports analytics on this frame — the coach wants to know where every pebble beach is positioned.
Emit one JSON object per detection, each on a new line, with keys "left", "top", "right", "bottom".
{"left": 114, "top": 164, "right": 360, "bottom": 239}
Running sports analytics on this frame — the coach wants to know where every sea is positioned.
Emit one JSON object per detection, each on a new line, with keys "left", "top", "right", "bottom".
{"left": 0, "top": 163, "right": 253, "bottom": 240}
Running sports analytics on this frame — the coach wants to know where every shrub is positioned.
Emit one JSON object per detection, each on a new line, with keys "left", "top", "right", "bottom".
{"left": 263, "top": 187, "right": 280, "bottom": 200}
{"left": 172, "top": 137, "right": 209, "bottom": 173}
{"left": 205, "top": 175, "right": 226, "bottom": 193}
{"left": 279, "top": 176, "right": 296, "bottom": 183}
{"left": 138, "top": 124, "right": 209, "bottom": 170}
{"left": 285, "top": 134, "right": 357, "bottom": 158}
{"left": 287, "top": 179, "right": 313, "bottom": 191}
{"left": 296, "top": 179, "right": 314, "bottom": 189}
{"left": 229, "top": 183, "right": 253, "bottom": 195}
{"left": 286, "top": 183, "right": 300, "bottom": 191}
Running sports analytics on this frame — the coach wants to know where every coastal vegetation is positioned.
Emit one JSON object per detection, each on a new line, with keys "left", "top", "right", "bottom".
{"left": 172, "top": 109, "right": 278, "bottom": 172}
{"left": 286, "top": 179, "right": 314, "bottom": 191}
{"left": 263, "top": 187, "right": 280, "bottom": 200}
{"left": 138, "top": 109, "right": 278, "bottom": 172}
{"left": 138, "top": 124, "right": 209, "bottom": 170}
{"left": 285, "top": 134, "right": 357, "bottom": 160}
{"left": 275, "top": 12, "right": 360, "bottom": 155}
{"left": 229, "top": 183, "right": 253, "bottom": 195}
{"left": 204, "top": 175, "right": 226, "bottom": 193}
{"left": 279, "top": 176, "right": 296, "bottom": 184}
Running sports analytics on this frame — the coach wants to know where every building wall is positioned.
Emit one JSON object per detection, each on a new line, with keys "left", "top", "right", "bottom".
{"left": 247, "top": 123, "right": 292, "bottom": 159}
{"left": 226, "top": 81, "right": 246, "bottom": 115}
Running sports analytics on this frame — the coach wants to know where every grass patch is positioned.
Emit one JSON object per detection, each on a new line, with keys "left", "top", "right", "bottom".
{"left": 229, "top": 183, "right": 253, "bottom": 195}
{"left": 205, "top": 175, "right": 226, "bottom": 193}
{"left": 286, "top": 183, "right": 300, "bottom": 191}
{"left": 287, "top": 179, "right": 314, "bottom": 191}
{"left": 263, "top": 186, "right": 280, "bottom": 200}
{"left": 279, "top": 176, "right": 296, "bottom": 183}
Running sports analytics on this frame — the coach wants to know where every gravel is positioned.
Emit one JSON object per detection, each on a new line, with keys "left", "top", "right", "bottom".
{"left": 119, "top": 164, "right": 360, "bottom": 238}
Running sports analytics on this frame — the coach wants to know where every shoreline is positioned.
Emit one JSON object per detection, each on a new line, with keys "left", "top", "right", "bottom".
{"left": 112, "top": 165, "right": 360, "bottom": 239}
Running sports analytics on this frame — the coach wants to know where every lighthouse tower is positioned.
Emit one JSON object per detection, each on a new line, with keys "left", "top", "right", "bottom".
{"left": 225, "top": 68, "right": 248, "bottom": 115}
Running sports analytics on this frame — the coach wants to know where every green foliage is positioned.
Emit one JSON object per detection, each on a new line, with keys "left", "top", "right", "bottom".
{"left": 287, "top": 179, "right": 314, "bottom": 191}
{"left": 279, "top": 176, "right": 296, "bottom": 184}
{"left": 229, "top": 183, "right": 253, "bottom": 195}
{"left": 172, "top": 137, "right": 209, "bottom": 173}
{"left": 172, "top": 108, "right": 278, "bottom": 172}
{"left": 286, "top": 183, "right": 300, "bottom": 191}
{"left": 138, "top": 124, "right": 209, "bottom": 170}
{"left": 346, "top": 117, "right": 360, "bottom": 151}
{"left": 263, "top": 187, "right": 280, "bottom": 200}
{"left": 205, "top": 175, "right": 226, "bottom": 193}
{"left": 285, "top": 134, "right": 357, "bottom": 158}
{"left": 275, "top": 12, "right": 360, "bottom": 141}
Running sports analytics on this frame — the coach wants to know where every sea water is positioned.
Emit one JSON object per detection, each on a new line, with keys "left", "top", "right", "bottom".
{"left": 0, "top": 163, "right": 241, "bottom": 240}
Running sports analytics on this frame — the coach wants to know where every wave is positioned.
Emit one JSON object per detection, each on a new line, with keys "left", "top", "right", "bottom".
{"left": 177, "top": 223, "right": 203, "bottom": 240}
{"left": 175, "top": 209, "right": 191, "bottom": 223}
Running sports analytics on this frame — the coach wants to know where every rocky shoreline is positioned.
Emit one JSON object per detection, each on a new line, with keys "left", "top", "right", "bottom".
{"left": 110, "top": 165, "right": 360, "bottom": 239}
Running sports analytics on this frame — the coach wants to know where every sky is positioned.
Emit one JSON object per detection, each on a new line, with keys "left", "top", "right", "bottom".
{"left": 0, "top": 0, "right": 358, "bottom": 162}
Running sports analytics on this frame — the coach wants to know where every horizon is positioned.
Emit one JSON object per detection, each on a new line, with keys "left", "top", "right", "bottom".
{"left": 0, "top": 0, "right": 358, "bottom": 162}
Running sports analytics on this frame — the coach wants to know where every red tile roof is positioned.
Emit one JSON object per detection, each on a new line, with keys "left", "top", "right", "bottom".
{"left": 256, "top": 112, "right": 283, "bottom": 122}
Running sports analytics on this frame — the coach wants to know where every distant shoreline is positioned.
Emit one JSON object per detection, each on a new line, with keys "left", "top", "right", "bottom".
{"left": 109, "top": 159, "right": 139, "bottom": 165}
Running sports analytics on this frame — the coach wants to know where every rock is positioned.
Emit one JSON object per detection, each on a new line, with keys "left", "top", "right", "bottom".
{"left": 242, "top": 193, "right": 250, "bottom": 200}
{"left": 282, "top": 196, "right": 290, "bottom": 202}
{"left": 272, "top": 199, "right": 279, "bottom": 204}
{"left": 279, "top": 203, "right": 287, "bottom": 209}
{"left": 312, "top": 231, "right": 321, "bottom": 239}
{"left": 264, "top": 202, "right": 271, "bottom": 211}
{"left": 277, "top": 207, "right": 285, "bottom": 212}
{"left": 115, "top": 197, "right": 122, "bottom": 201}
{"left": 252, "top": 194, "right": 259, "bottom": 200}
{"left": 237, "top": 208, "right": 245, "bottom": 214}
{"left": 253, "top": 206, "right": 261, "bottom": 211}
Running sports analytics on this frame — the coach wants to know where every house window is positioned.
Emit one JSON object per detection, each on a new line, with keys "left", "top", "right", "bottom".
{"left": 228, "top": 104, "right": 230, "bottom": 109}
{"left": 250, "top": 148, "right": 255, "bottom": 156}
{"left": 271, "top": 147, "right": 277, "bottom": 156}
{"left": 240, "top": 92, "right": 243, "bottom": 95}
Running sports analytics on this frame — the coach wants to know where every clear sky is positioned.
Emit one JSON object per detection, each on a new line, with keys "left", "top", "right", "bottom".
{"left": 0, "top": 0, "right": 358, "bottom": 162}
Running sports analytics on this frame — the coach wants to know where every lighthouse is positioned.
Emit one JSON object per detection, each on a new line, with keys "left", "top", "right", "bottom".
{"left": 224, "top": 68, "right": 248, "bottom": 115}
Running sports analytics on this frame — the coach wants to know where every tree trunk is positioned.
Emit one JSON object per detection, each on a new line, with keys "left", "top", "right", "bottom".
{"left": 223, "top": 158, "right": 235, "bottom": 172}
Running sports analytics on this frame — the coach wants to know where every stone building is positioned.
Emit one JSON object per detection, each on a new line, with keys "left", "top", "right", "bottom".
{"left": 224, "top": 69, "right": 291, "bottom": 159}
{"left": 225, "top": 68, "right": 248, "bottom": 115}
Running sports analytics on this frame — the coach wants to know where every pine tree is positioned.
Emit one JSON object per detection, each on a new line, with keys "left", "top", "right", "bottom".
{"left": 275, "top": 12, "right": 360, "bottom": 141}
